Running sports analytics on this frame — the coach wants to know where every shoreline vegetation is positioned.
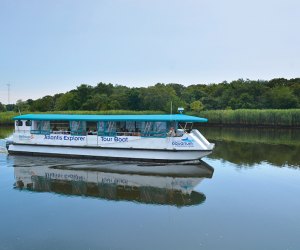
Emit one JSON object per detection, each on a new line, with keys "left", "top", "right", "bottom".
{"left": 0, "top": 78, "right": 299, "bottom": 127}
{"left": 199, "top": 127, "right": 300, "bottom": 146}
{"left": 1, "top": 109, "right": 299, "bottom": 128}
{"left": 195, "top": 109, "right": 300, "bottom": 128}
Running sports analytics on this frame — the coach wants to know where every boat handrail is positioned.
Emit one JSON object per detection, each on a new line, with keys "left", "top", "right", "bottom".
{"left": 31, "top": 130, "right": 51, "bottom": 135}
{"left": 14, "top": 128, "right": 187, "bottom": 138}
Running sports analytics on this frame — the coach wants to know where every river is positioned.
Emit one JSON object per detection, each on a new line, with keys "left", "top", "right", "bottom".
{"left": 0, "top": 126, "right": 299, "bottom": 250}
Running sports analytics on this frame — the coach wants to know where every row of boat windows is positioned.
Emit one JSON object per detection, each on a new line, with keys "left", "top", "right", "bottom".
{"left": 16, "top": 120, "right": 31, "bottom": 126}
{"left": 16, "top": 120, "right": 178, "bottom": 137}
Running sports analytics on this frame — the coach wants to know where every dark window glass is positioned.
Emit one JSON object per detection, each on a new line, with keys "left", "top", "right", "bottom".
{"left": 16, "top": 120, "right": 23, "bottom": 126}
{"left": 25, "top": 120, "right": 32, "bottom": 126}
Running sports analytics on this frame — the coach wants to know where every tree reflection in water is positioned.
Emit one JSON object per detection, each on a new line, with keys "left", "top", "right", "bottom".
{"left": 209, "top": 140, "right": 300, "bottom": 168}
{"left": 197, "top": 127, "right": 300, "bottom": 167}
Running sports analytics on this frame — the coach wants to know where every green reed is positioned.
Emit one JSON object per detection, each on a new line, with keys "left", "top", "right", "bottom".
{"left": 0, "top": 112, "right": 18, "bottom": 125}
{"left": 45, "top": 110, "right": 165, "bottom": 115}
{"left": 195, "top": 109, "right": 300, "bottom": 127}
{"left": 1, "top": 109, "right": 300, "bottom": 127}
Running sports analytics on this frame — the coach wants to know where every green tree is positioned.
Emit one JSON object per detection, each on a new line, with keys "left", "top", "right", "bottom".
{"left": 54, "top": 92, "right": 76, "bottom": 110}
{"left": 30, "top": 96, "right": 55, "bottom": 111}
{"left": 72, "top": 84, "right": 93, "bottom": 110}
{"left": 190, "top": 100, "right": 204, "bottom": 112}
{"left": 81, "top": 94, "right": 110, "bottom": 110}
{"left": 108, "top": 100, "right": 121, "bottom": 109}
{"left": 127, "top": 88, "right": 142, "bottom": 110}
{"left": 167, "top": 83, "right": 185, "bottom": 98}
{"left": 20, "top": 78, "right": 300, "bottom": 112}
{"left": 109, "top": 85, "right": 130, "bottom": 109}
{"left": 140, "top": 83, "right": 179, "bottom": 111}
{"left": 0, "top": 102, "right": 6, "bottom": 112}
{"left": 264, "top": 87, "right": 299, "bottom": 109}
{"left": 95, "top": 82, "right": 114, "bottom": 96}
{"left": 15, "top": 99, "right": 30, "bottom": 112}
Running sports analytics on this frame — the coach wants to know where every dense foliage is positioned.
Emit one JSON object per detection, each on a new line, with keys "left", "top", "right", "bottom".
{"left": 3, "top": 78, "right": 300, "bottom": 112}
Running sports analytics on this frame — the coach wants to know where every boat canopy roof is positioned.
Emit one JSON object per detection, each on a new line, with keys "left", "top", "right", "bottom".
{"left": 13, "top": 114, "right": 208, "bottom": 123}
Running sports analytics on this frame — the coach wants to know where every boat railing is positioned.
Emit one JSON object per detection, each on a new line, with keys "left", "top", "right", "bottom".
{"left": 30, "top": 130, "right": 50, "bottom": 135}
{"left": 141, "top": 131, "right": 166, "bottom": 137}
{"left": 96, "top": 131, "right": 168, "bottom": 138}
{"left": 53, "top": 130, "right": 71, "bottom": 135}
{"left": 16, "top": 129, "right": 182, "bottom": 138}
{"left": 116, "top": 132, "right": 140, "bottom": 137}
{"left": 70, "top": 130, "right": 86, "bottom": 136}
{"left": 14, "top": 129, "right": 30, "bottom": 134}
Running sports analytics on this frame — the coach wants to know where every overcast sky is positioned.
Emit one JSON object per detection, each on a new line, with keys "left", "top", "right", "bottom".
{"left": 0, "top": 0, "right": 299, "bottom": 103}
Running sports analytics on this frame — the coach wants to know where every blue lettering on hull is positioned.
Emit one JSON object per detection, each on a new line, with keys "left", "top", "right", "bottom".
{"left": 101, "top": 137, "right": 128, "bottom": 143}
{"left": 44, "top": 135, "right": 85, "bottom": 141}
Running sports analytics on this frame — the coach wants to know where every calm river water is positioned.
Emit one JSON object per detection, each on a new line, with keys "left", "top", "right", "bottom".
{"left": 0, "top": 126, "right": 299, "bottom": 250}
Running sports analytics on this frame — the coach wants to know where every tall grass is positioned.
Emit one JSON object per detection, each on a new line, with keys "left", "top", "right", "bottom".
{"left": 45, "top": 110, "right": 165, "bottom": 115}
{"left": 1, "top": 109, "right": 300, "bottom": 127}
{"left": 0, "top": 112, "right": 18, "bottom": 125}
{"left": 194, "top": 109, "right": 300, "bottom": 127}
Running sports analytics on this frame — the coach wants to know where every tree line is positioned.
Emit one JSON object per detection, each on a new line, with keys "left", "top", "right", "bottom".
{"left": 1, "top": 78, "right": 299, "bottom": 113}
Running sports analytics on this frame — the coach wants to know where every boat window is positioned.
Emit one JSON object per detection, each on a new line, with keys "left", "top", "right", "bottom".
{"left": 31, "top": 121, "right": 50, "bottom": 135}
{"left": 70, "top": 121, "right": 86, "bottom": 136}
{"left": 141, "top": 121, "right": 152, "bottom": 136}
{"left": 166, "top": 121, "right": 179, "bottom": 136}
{"left": 135, "top": 122, "right": 142, "bottom": 135}
{"left": 99, "top": 122, "right": 145, "bottom": 137}
{"left": 116, "top": 121, "right": 130, "bottom": 136}
{"left": 126, "top": 121, "right": 136, "bottom": 134}
{"left": 16, "top": 120, "right": 23, "bottom": 126}
{"left": 153, "top": 122, "right": 167, "bottom": 136}
{"left": 178, "top": 122, "right": 193, "bottom": 132}
{"left": 97, "top": 121, "right": 167, "bottom": 137}
{"left": 98, "top": 121, "right": 105, "bottom": 136}
{"left": 50, "top": 120, "right": 70, "bottom": 134}
{"left": 105, "top": 121, "right": 116, "bottom": 136}
{"left": 167, "top": 121, "right": 177, "bottom": 130}
{"left": 86, "top": 122, "right": 97, "bottom": 135}
{"left": 25, "top": 120, "right": 32, "bottom": 126}
{"left": 141, "top": 121, "right": 167, "bottom": 137}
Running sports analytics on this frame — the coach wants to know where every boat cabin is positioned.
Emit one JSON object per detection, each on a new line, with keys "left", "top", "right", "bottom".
{"left": 10, "top": 114, "right": 213, "bottom": 161}
{"left": 13, "top": 114, "right": 208, "bottom": 138}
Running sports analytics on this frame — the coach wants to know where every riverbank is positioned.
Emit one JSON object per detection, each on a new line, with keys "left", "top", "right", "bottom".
{"left": 194, "top": 109, "right": 300, "bottom": 128}
{"left": 198, "top": 126, "right": 300, "bottom": 146}
{"left": 1, "top": 109, "right": 300, "bottom": 127}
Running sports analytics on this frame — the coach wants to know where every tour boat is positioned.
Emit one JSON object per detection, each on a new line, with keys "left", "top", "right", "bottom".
{"left": 8, "top": 113, "right": 214, "bottom": 162}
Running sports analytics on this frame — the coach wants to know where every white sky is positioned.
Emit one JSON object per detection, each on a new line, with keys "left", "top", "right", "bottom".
{"left": 0, "top": 0, "right": 299, "bottom": 103}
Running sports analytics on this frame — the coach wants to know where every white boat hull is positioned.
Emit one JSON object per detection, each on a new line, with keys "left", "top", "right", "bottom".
{"left": 8, "top": 144, "right": 212, "bottom": 162}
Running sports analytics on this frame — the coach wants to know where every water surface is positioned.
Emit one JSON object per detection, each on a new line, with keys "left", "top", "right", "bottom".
{"left": 0, "top": 127, "right": 299, "bottom": 250}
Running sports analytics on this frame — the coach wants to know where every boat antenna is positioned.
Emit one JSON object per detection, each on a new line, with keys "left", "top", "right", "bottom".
{"left": 170, "top": 101, "right": 172, "bottom": 115}
{"left": 7, "top": 83, "right": 10, "bottom": 108}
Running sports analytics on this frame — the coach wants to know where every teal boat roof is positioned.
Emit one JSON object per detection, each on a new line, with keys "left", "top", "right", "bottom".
{"left": 13, "top": 114, "right": 208, "bottom": 122}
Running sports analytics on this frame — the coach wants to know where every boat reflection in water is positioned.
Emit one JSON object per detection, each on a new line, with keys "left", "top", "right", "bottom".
{"left": 12, "top": 156, "right": 214, "bottom": 207}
